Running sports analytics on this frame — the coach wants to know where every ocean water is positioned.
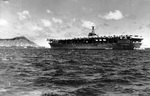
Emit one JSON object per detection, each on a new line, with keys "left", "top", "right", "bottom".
{"left": 0, "top": 48, "right": 150, "bottom": 96}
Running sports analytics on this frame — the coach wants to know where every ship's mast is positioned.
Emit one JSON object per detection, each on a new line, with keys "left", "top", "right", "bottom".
{"left": 92, "top": 26, "right": 95, "bottom": 34}
{"left": 88, "top": 26, "right": 98, "bottom": 37}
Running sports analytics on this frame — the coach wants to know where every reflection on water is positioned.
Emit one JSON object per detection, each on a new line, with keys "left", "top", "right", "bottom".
{"left": 0, "top": 49, "right": 149, "bottom": 96}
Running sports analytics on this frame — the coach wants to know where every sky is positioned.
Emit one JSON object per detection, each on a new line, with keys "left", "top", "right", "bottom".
{"left": 0, "top": 0, "right": 150, "bottom": 48}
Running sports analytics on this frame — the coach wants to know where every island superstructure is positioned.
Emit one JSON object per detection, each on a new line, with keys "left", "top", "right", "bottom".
{"left": 47, "top": 26, "right": 143, "bottom": 50}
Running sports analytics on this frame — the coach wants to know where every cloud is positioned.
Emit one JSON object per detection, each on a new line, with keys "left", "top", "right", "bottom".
{"left": 102, "top": 23, "right": 109, "bottom": 27}
{"left": 52, "top": 18, "right": 63, "bottom": 24}
{"left": 138, "top": 26, "right": 143, "bottom": 30}
{"left": 41, "top": 19, "right": 52, "bottom": 27}
{"left": 17, "top": 10, "right": 31, "bottom": 21}
{"left": 31, "top": 25, "right": 43, "bottom": 31}
{"left": 46, "top": 9, "right": 52, "bottom": 14}
{"left": 14, "top": 22, "right": 42, "bottom": 37}
{"left": 2, "top": 0, "right": 9, "bottom": 4}
{"left": 82, "top": 7, "right": 86, "bottom": 11}
{"left": 146, "top": 24, "right": 150, "bottom": 29}
{"left": 0, "top": 19, "right": 8, "bottom": 26}
{"left": 73, "top": 18, "right": 76, "bottom": 22}
{"left": 126, "top": 14, "right": 136, "bottom": 19}
{"left": 99, "top": 10, "right": 124, "bottom": 20}
{"left": 81, "top": 20, "right": 96, "bottom": 29}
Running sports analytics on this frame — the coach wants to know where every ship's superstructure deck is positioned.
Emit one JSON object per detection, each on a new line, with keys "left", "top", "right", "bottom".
{"left": 48, "top": 35, "right": 142, "bottom": 44}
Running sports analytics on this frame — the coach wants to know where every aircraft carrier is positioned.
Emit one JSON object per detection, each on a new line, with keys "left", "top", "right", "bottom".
{"left": 47, "top": 26, "right": 143, "bottom": 50}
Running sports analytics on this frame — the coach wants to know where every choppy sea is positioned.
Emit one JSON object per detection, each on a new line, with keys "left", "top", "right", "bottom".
{"left": 0, "top": 48, "right": 150, "bottom": 96}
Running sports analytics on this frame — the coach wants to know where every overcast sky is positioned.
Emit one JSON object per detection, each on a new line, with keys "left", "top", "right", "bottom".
{"left": 0, "top": 0, "right": 150, "bottom": 47}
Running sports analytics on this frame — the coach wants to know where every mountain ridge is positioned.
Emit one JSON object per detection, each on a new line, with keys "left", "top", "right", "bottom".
{"left": 0, "top": 36, "right": 39, "bottom": 48}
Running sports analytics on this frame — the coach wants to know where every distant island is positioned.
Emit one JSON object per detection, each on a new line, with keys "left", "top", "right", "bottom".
{"left": 0, "top": 36, "right": 41, "bottom": 48}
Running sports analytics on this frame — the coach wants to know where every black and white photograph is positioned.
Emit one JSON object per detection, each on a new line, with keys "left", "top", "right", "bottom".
{"left": 0, "top": 0, "right": 150, "bottom": 96}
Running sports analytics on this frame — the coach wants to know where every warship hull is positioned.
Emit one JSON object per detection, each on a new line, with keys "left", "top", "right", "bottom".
{"left": 49, "top": 42, "right": 142, "bottom": 50}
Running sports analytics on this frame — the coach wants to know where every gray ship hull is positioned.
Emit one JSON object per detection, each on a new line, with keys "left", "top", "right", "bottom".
{"left": 49, "top": 42, "right": 142, "bottom": 50}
